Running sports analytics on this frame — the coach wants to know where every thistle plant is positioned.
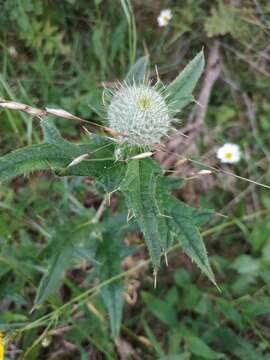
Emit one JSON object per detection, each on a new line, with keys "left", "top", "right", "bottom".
{"left": 0, "top": 50, "right": 217, "bottom": 338}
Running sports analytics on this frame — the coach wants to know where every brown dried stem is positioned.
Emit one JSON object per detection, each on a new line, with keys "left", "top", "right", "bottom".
{"left": 0, "top": 99, "right": 122, "bottom": 138}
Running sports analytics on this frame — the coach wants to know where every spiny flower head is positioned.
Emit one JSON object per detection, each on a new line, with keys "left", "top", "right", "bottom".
{"left": 104, "top": 50, "right": 205, "bottom": 148}
{"left": 217, "top": 143, "right": 241, "bottom": 164}
{"left": 106, "top": 82, "right": 172, "bottom": 146}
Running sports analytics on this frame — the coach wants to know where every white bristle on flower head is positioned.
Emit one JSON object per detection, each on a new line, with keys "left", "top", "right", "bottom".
{"left": 107, "top": 83, "right": 171, "bottom": 146}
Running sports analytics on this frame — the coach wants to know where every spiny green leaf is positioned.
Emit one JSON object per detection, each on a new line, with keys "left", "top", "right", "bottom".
{"left": 191, "top": 208, "right": 214, "bottom": 227}
{"left": 41, "top": 119, "right": 125, "bottom": 191}
{"left": 157, "top": 176, "right": 214, "bottom": 224}
{"left": 120, "top": 158, "right": 215, "bottom": 284}
{"left": 41, "top": 118, "right": 69, "bottom": 145}
{"left": 0, "top": 119, "right": 125, "bottom": 190}
{"left": 41, "top": 118, "right": 79, "bottom": 155}
{"left": 0, "top": 143, "right": 71, "bottom": 183}
{"left": 167, "top": 50, "right": 205, "bottom": 113}
{"left": 175, "top": 221, "right": 216, "bottom": 286}
{"left": 58, "top": 152, "right": 126, "bottom": 193}
{"left": 125, "top": 55, "right": 150, "bottom": 85}
{"left": 156, "top": 177, "right": 216, "bottom": 286}
{"left": 120, "top": 159, "right": 164, "bottom": 273}
{"left": 57, "top": 145, "right": 125, "bottom": 192}
{"left": 161, "top": 176, "right": 184, "bottom": 190}
{"left": 95, "top": 163, "right": 127, "bottom": 193}
{"left": 0, "top": 119, "right": 90, "bottom": 182}
{"left": 41, "top": 119, "right": 103, "bottom": 158}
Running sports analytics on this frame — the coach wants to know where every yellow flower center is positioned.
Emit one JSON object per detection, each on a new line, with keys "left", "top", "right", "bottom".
{"left": 225, "top": 152, "right": 233, "bottom": 159}
{"left": 138, "top": 95, "right": 152, "bottom": 110}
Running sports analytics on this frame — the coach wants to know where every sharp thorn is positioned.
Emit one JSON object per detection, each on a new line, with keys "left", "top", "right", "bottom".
{"left": 153, "top": 271, "right": 157, "bottom": 289}
{"left": 164, "top": 252, "right": 168, "bottom": 266}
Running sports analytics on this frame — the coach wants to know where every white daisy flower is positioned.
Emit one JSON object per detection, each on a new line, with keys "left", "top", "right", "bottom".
{"left": 157, "top": 9, "right": 173, "bottom": 27}
{"left": 217, "top": 143, "right": 241, "bottom": 164}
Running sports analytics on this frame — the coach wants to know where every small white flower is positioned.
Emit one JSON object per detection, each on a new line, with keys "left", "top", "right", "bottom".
{"left": 41, "top": 336, "right": 51, "bottom": 348}
{"left": 157, "top": 9, "right": 173, "bottom": 27}
{"left": 8, "top": 46, "right": 18, "bottom": 58}
{"left": 217, "top": 143, "right": 241, "bottom": 164}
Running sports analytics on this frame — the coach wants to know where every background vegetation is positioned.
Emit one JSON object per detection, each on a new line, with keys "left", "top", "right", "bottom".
{"left": 0, "top": 0, "right": 270, "bottom": 359}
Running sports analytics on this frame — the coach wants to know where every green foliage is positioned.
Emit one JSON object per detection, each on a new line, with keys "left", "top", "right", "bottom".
{"left": 185, "top": 334, "right": 225, "bottom": 359}
{"left": 33, "top": 217, "right": 96, "bottom": 308}
{"left": 167, "top": 50, "right": 205, "bottom": 113}
{"left": 0, "top": 47, "right": 223, "bottom": 355}
{"left": 0, "top": 143, "right": 70, "bottom": 183}
{"left": 0, "top": 115, "right": 213, "bottom": 281}
{"left": 141, "top": 265, "right": 270, "bottom": 359}
{"left": 0, "top": 121, "right": 116, "bottom": 185}
{"left": 120, "top": 159, "right": 164, "bottom": 273}
{"left": 0, "top": 49, "right": 209, "bottom": 280}
{"left": 125, "top": 55, "right": 149, "bottom": 84}
{"left": 205, "top": 1, "right": 238, "bottom": 38}
{"left": 1, "top": 0, "right": 270, "bottom": 358}
{"left": 156, "top": 175, "right": 216, "bottom": 285}
{"left": 142, "top": 291, "right": 178, "bottom": 327}
{"left": 204, "top": 1, "right": 252, "bottom": 41}
{"left": 120, "top": 158, "right": 215, "bottom": 284}
{"left": 97, "top": 232, "right": 124, "bottom": 339}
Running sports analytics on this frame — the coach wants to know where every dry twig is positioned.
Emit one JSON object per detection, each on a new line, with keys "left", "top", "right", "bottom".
{"left": 0, "top": 98, "right": 123, "bottom": 138}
